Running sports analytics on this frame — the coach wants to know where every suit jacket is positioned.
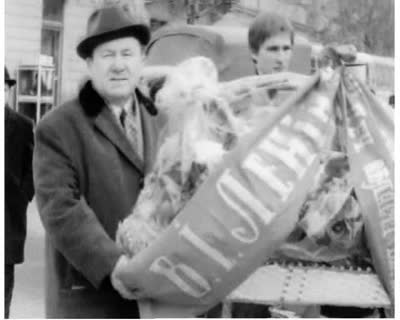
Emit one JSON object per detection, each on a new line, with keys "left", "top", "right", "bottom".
{"left": 33, "top": 81, "right": 162, "bottom": 318}
{"left": 5, "top": 106, "right": 34, "bottom": 265}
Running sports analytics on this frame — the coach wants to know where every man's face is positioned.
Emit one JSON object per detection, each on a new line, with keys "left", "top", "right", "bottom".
{"left": 253, "top": 32, "right": 292, "bottom": 75}
{"left": 87, "top": 37, "right": 145, "bottom": 105}
{"left": 4, "top": 83, "right": 10, "bottom": 107}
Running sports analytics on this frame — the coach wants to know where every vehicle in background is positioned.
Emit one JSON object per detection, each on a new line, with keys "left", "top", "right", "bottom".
{"left": 146, "top": 24, "right": 393, "bottom": 106}
{"left": 146, "top": 25, "right": 254, "bottom": 81}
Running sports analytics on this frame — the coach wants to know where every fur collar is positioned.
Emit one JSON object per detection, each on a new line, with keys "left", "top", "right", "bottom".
{"left": 79, "top": 80, "right": 158, "bottom": 117}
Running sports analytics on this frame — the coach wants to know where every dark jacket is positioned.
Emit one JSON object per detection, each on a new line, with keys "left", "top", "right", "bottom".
{"left": 33, "top": 81, "right": 161, "bottom": 318}
{"left": 5, "top": 106, "right": 34, "bottom": 265}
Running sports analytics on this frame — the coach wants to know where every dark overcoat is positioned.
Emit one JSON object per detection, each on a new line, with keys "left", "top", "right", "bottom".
{"left": 33, "top": 81, "right": 161, "bottom": 318}
{"left": 5, "top": 107, "right": 35, "bottom": 265}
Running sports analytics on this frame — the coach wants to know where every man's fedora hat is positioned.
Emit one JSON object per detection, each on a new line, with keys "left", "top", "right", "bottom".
{"left": 77, "top": 5, "right": 151, "bottom": 59}
{"left": 4, "top": 67, "right": 16, "bottom": 87}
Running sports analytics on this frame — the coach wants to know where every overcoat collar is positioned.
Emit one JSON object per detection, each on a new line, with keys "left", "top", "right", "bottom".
{"left": 78, "top": 81, "right": 159, "bottom": 174}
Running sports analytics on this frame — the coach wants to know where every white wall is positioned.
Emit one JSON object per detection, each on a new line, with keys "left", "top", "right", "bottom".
{"left": 5, "top": 0, "right": 43, "bottom": 78}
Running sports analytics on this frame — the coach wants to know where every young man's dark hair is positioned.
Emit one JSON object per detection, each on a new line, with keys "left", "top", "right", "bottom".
{"left": 248, "top": 12, "right": 294, "bottom": 56}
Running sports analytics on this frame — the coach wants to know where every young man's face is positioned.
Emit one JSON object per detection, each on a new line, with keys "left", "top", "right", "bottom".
{"left": 87, "top": 37, "right": 145, "bottom": 105}
{"left": 253, "top": 32, "right": 292, "bottom": 75}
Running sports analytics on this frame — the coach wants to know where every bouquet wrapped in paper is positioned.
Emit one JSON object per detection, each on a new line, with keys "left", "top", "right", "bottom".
{"left": 116, "top": 57, "right": 308, "bottom": 258}
{"left": 116, "top": 57, "right": 249, "bottom": 257}
{"left": 111, "top": 56, "right": 393, "bottom": 316}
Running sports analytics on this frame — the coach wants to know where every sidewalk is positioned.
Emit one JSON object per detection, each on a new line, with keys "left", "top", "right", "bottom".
{"left": 10, "top": 200, "right": 45, "bottom": 319}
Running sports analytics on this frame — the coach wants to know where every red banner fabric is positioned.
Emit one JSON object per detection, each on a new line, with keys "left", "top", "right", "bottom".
{"left": 341, "top": 69, "right": 394, "bottom": 304}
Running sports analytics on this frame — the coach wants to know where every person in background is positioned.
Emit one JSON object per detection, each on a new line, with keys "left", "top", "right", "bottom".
{"left": 234, "top": 11, "right": 366, "bottom": 320}
{"left": 241, "top": 11, "right": 297, "bottom": 114}
{"left": 248, "top": 11, "right": 294, "bottom": 77}
{"left": 32, "top": 5, "right": 162, "bottom": 318}
{"left": 230, "top": 12, "right": 296, "bottom": 319}
{"left": 4, "top": 67, "right": 35, "bottom": 318}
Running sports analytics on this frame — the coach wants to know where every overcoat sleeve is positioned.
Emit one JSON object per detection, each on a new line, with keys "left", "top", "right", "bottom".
{"left": 21, "top": 119, "right": 35, "bottom": 202}
{"left": 33, "top": 119, "right": 121, "bottom": 288}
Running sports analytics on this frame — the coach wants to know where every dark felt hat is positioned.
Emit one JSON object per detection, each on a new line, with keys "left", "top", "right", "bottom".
{"left": 5, "top": 67, "right": 16, "bottom": 87}
{"left": 77, "top": 5, "right": 151, "bottom": 59}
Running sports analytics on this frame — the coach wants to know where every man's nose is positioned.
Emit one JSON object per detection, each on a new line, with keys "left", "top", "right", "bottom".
{"left": 111, "top": 55, "right": 125, "bottom": 72}
{"left": 276, "top": 49, "right": 287, "bottom": 61}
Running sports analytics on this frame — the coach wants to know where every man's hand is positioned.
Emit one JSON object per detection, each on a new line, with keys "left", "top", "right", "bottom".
{"left": 331, "top": 44, "right": 357, "bottom": 63}
{"left": 111, "top": 255, "right": 145, "bottom": 300}
{"left": 318, "top": 44, "right": 357, "bottom": 69}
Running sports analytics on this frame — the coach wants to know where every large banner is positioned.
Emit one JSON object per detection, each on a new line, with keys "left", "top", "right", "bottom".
{"left": 341, "top": 70, "right": 394, "bottom": 305}
{"left": 114, "top": 69, "right": 341, "bottom": 316}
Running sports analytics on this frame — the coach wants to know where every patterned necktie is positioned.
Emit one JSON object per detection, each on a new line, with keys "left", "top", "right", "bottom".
{"left": 119, "top": 106, "right": 142, "bottom": 160}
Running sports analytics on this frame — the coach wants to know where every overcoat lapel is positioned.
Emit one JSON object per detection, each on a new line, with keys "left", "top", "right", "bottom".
{"left": 94, "top": 107, "right": 145, "bottom": 173}
{"left": 140, "top": 104, "right": 161, "bottom": 175}
{"left": 79, "top": 81, "right": 145, "bottom": 173}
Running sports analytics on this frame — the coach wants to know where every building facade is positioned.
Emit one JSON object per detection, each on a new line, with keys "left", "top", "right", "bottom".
{"left": 5, "top": 0, "right": 232, "bottom": 122}
{"left": 5, "top": 0, "right": 100, "bottom": 120}
{"left": 5, "top": 0, "right": 393, "bottom": 122}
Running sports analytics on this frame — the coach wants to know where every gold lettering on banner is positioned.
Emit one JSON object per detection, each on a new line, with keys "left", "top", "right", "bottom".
{"left": 349, "top": 101, "right": 367, "bottom": 118}
{"left": 361, "top": 159, "right": 394, "bottom": 286}
{"left": 382, "top": 225, "right": 394, "bottom": 240}
{"left": 243, "top": 153, "right": 293, "bottom": 202}
{"left": 362, "top": 160, "right": 394, "bottom": 221}
{"left": 179, "top": 225, "right": 236, "bottom": 271}
{"left": 216, "top": 170, "right": 277, "bottom": 243}
{"left": 290, "top": 137, "right": 316, "bottom": 166}
{"left": 150, "top": 256, "right": 211, "bottom": 298}
{"left": 363, "top": 160, "right": 390, "bottom": 185}
{"left": 269, "top": 127, "right": 289, "bottom": 145}
{"left": 280, "top": 115, "right": 294, "bottom": 127}
{"left": 376, "top": 185, "right": 394, "bottom": 207}
{"left": 308, "top": 95, "right": 331, "bottom": 123}
{"left": 269, "top": 128, "right": 316, "bottom": 167}
{"left": 258, "top": 139, "right": 307, "bottom": 179}
{"left": 348, "top": 119, "right": 374, "bottom": 152}
{"left": 293, "top": 121, "right": 324, "bottom": 148}
{"left": 346, "top": 98, "right": 374, "bottom": 153}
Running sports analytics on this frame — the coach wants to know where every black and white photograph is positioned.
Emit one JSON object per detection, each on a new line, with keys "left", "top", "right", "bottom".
{"left": 3, "top": 0, "right": 395, "bottom": 318}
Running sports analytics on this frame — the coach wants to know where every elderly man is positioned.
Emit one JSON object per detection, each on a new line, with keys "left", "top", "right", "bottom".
{"left": 5, "top": 67, "right": 35, "bottom": 318}
{"left": 33, "top": 5, "right": 161, "bottom": 318}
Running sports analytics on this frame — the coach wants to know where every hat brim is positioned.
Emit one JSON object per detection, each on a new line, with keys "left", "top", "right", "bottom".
{"left": 5, "top": 79, "right": 16, "bottom": 87}
{"left": 77, "top": 24, "right": 150, "bottom": 59}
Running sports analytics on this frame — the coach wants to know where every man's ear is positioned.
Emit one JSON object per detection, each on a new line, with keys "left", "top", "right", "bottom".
{"left": 141, "top": 46, "right": 147, "bottom": 60}
{"left": 86, "top": 57, "right": 94, "bottom": 74}
{"left": 251, "top": 53, "right": 258, "bottom": 66}
{"left": 251, "top": 54, "right": 259, "bottom": 74}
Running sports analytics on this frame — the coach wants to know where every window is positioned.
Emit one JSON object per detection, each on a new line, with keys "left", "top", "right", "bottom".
{"left": 41, "top": 0, "right": 64, "bottom": 105}
{"left": 43, "top": 0, "right": 64, "bottom": 22}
